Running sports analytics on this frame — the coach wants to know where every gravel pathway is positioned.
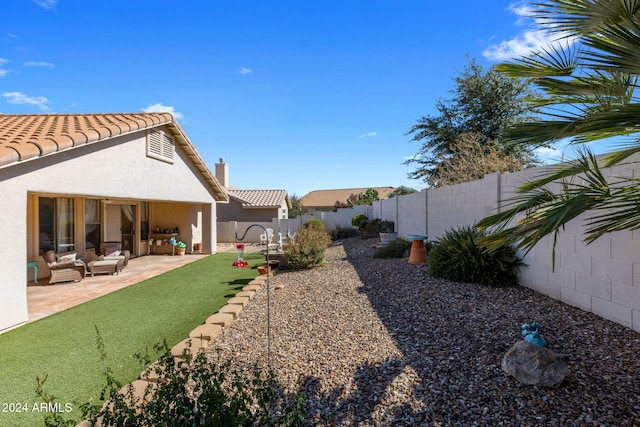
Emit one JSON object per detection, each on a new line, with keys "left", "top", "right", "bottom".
{"left": 209, "top": 237, "right": 640, "bottom": 426}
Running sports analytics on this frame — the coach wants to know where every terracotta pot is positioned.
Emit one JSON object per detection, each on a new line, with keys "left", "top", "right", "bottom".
{"left": 257, "top": 265, "right": 271, "bottom": 275}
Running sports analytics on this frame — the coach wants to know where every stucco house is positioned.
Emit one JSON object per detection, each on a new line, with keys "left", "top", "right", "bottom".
{"left": 215, "top": 159, "right": 291, "bottom": 222}
{"left": 0, "top": 113, "right": 227, "bottom": 333}
{"left": 300, "top": 186, "right": 395, "bottom": 213}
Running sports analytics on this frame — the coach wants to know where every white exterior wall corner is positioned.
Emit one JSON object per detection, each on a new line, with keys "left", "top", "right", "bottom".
{"left": 0, "top": 191, "right": 29, "bottom": 331}
{"left": 0, "top": 130, "right": 219, "bottom": 333}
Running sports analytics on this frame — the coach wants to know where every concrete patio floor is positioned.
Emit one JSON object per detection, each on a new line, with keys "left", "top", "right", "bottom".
{"left": 27, "top": 253, "right": 210, "bottom": 323}
{"left": 26, "top": 243, "right": 267, "bottom": 323}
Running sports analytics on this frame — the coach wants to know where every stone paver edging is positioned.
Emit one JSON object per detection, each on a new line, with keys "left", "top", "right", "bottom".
{"left": 76, "top": 274, "right": 268, "bottom": 427}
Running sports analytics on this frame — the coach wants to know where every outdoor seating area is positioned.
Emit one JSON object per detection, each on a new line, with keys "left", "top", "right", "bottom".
{"left": 39, "top": 242, "right": 132, "bottom": 285}
{"left": 41, "top": 250, "right": 87, "bottom": 285}
{"left": 28, "top": 252, "right": 209, "bottom": 322}
{"left": 87, "top": 259, "right": 124, "bottom": 276}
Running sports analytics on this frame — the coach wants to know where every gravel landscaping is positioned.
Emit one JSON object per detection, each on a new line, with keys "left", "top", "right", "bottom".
{"left": 209, "top": 237, "right": 640, "bottom": 426}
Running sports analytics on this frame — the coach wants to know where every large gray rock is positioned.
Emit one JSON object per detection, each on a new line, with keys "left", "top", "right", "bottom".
{"left": 502, "top": 340, "right": 570, "bottom": 388}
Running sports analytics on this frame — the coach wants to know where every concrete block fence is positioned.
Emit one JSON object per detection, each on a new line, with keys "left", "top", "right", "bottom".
{"left": 217, "top": 154, "right": 640, "bottom": 332}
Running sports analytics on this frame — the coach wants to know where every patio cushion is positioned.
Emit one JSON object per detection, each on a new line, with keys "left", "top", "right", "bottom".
{"left": 43, "top": 250, "right": 56, "bottom": 265}
{"left": 57, "top": 252, "right": 76, "bottom": 263}
{"left": 102, "top": 243, "right": 121, "bottom": 256}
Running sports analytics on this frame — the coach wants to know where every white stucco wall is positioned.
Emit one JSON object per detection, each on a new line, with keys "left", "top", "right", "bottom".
{"left": 0, "top": 128, "right": 219, "bottom": 333}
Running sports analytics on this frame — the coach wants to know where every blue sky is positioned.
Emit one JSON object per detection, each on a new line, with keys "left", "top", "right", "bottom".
{"left": 1, "top": 1, "right": 606, "bottom": 196}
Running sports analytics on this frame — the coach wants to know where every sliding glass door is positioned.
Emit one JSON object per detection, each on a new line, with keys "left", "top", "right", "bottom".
{"left": 38, "top": 197, "right": 74, "bottom": 254}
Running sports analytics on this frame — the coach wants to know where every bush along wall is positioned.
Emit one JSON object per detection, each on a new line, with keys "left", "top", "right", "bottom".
{"left": 428, "top": 225, "right": 525, "bottom": 287}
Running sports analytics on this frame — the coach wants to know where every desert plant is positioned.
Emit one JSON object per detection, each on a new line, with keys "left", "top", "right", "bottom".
{"left": 39, "top": 329, "right": 305, "bottom": 427}
{"left": 303, "top": 218, "right": 324, "bottom": 231}
{"left": 351, "top": 214, "right": 368, "bottom": 230}
{"left": 429, "top": 225, "right": 524, "bottom": 287}
{"left": 284, "top": 226, "right": 331, "bottom": 270}
{"left": 373, "top": 238, "right": 412, "bottom": 259}
{"left": 328, "top": 225, "right": 360, "bottom": 241}
{"left": 364, "top": 219, "right": 394, "bottom": 236}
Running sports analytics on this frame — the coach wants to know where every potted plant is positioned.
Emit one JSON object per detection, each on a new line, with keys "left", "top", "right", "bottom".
{"left": 378, "top": 221, "right": 397, "bottom": 245}
{"left": 176, "top": 241, "right": 187, "bottom": 256}
{"left": 364, "top": 219, "right": 396, "bottom": 243}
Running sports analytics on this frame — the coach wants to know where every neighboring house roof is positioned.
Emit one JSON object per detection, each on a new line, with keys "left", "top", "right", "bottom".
{"left": 0, "top": 113, "right": 227, "bottom": 201}
{"left": 227, "top": 189, "right": 291, "bottom": 209}
{"left": 300, "top": 187, "right": 395, "bottom": 208}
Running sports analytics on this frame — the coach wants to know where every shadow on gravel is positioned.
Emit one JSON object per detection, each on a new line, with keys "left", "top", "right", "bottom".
{"left": 299, "top": 237, "right": 640, "bottom": 426}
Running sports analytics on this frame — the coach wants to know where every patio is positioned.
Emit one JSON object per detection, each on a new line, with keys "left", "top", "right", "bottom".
{"left": 27, "top": 253, "right": 209, "bottom": 323}
{"left": 26, "top": 243, "right": 265, "bottom": 323}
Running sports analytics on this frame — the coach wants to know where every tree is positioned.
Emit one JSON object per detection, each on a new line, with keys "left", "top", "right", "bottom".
{"left": 358, "top": 188, "right": 379, "bottom": 205}
{"left": 334, "top": 188, "right": 380, "bottom": 210}
{"left": 388, "top": 186, "right": 418, "bottom": 198}
{"left": 288, "top": 193, "right": 306, "bottom": 218}
{"left": 405, "top": 57, "right": 539, "bottom": 187}
{"left": 431, "top": 132, "right": 531, "bottom": 187}
{"left": 477, "top": 0, "right": 640, "bottom": 261}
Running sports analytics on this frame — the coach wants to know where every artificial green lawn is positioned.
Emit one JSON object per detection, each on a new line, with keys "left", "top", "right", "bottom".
{"left": 0, "top": 251, "right": 264, "bottom": 427}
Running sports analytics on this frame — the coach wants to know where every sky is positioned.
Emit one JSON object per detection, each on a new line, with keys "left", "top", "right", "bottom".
{"left": 0, "top": 0, "right": 613, "bottom": 196}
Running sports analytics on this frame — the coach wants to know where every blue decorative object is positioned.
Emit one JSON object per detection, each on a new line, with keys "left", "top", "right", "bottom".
{"left": 406, "top": 234, "right": 428, "bottom": 241}
{"left": 521, "top": 321, "right": 547, "bottom": 347}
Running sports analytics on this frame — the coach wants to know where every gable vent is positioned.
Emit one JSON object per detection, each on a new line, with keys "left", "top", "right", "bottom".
{"left": 146, "top": 129, "right": 175, "bottom": 163}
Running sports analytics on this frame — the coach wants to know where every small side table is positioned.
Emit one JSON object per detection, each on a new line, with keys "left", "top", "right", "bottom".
{"left": 407, "top": 234, "right": 429, "bottom": 265}
{"left": 27, "top": 261, "right": 39, "bottom": 284}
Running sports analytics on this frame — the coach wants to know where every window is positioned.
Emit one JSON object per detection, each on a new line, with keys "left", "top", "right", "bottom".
{"left": 146, "top": 129, "right": 175, "bottom": 163}
{"left": 140, "top": 201, "right": 149, "bottom": 241}
{"left": 85, "top": 199, "right": 101, "bottom": 252}
{"left": 39, "top": 197, "right": 75, "bottom": 253}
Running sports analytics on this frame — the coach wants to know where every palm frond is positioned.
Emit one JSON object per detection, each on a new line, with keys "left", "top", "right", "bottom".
{"left": 478, "top": 147, "right": 622, "bottom": 263}
{"left": 496, "top": 42, "right": 578, "bottom": 78}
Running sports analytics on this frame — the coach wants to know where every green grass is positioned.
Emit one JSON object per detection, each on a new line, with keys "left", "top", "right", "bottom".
{"left": 0, "top": 251, "right": 264, "bottom": 427}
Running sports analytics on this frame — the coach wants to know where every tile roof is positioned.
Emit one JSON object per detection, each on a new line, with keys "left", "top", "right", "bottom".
{"left": 300, "top": 187, "right": 395, "bottom": 208}
{"left": 0, "top": 113, "right": 227, "bottom": 201}
{"left": 227, "top": 189, "right": 290, "bottom": 209}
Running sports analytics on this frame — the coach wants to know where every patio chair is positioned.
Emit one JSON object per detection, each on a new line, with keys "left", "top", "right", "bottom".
{"left": 41, "top": 250, "right": 87, "bottom": 284}
{"left": 260, "top": 228, "right": 274, "bottom": 246}
{"left": 99, "top": 241, "right": 130, "bottom": 267}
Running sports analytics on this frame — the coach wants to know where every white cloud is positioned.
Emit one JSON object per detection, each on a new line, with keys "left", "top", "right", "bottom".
{"left": 483, "top": 29, "right": 558, "bottom": 61}
{"left": 2, "top": 91, "right": 50, "bottom": 110}
{"left": 403, "top": 153, "right": 421, "bottom": 161}
{"left": 33, "top": 0, "right": 57, "bottom": 9}
{"left": 239, "top": 67, "right": 253, "bottom": 75}
{"left": 142, "top": 103, "right": 184, "bottom": 120}
{"left": 23, "top": 61, "right": 54, "bottom": 68}
{"left": 359, "top": 131, "right": 377, "bottom": 139}
{"left": 0, "top": 58, "right": 9, "bottom": 77}
{"left": 483, "top": 1, "right": 574, "bottom": 61}
{"left": 535, "top": 139, "right": 573, "bottom": 163}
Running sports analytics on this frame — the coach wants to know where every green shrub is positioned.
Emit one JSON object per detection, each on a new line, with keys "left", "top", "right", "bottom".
{"left": 373, "top": 238, "right": 412, "bottom": 259}
{"left": 429, "top": 225, "right": 525, "bottom": 287}
{"left": 284, "top": 226, "right": 331, "bottom": 270}
{"left": 364, "top": 219, "right": 394, "bottom": 236}
{"left": 38, "top": 329, "right": 305, "bottom": 427}
{"left": 329, "top": 225, "right": 360, "bottom": 240}
{"left": 303, "top": 218, "right": 324, "bottom": 230}
{"left": 351, "top": 214, "right": 368, "bottom": 230}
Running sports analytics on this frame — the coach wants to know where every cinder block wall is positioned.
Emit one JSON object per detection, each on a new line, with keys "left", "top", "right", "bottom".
{"left": 217, "top": 156, "right": 640, "bottom": 331}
